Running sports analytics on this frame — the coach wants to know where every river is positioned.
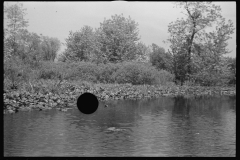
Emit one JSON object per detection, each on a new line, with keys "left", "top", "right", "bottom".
{"left": 4, "top": 96, "right": 236, "bottom": 157}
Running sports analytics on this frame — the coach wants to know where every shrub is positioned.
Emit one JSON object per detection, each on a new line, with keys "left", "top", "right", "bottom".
{"left": 53, "top": 62, "right": 79, "bottom": 81}
{"left": 37, "top": 61, "right": 79, "bottom": 81}
{"left": 34, "top": 61, "right": 100, "bottom": 82}
{"left": 155, "top": 69, "right": 175, "bottom": 85}
{"left": 97, "top": 63, "right": 122, "bottom": 83}
{"left": 73, "top": 62, "right": 99, "bottom": 83}
{"left": 5, "top": 59, "right": 175, "bottom": 87}
{"left": 4, "top": 57, "right": 27, "bottom": 90}
{"left": 38, "top": 61, "right": 62, "bottom": 80}
{"left": 113, "top": 62, "right": 174, "bottom": 85}
{"left": 191, "top": 64, "right": 234, "bottom": 87}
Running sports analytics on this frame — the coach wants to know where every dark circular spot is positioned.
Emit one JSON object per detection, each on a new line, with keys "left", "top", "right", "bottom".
{"left": 77, "top": 92, "right": 99, "bottom": 114}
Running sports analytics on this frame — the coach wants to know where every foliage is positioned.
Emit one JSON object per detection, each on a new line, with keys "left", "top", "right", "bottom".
{"left": 38, "top": 62, "right": 62, "bottom": 80}
{"left": 4, "top": 57, "right": 23, "bottom": 90}
{"left": 97, "top": 63, "right": 122, "bottom": 83}
{"left": 15, "top": 61, "right": 174, "bottom": 86}
{"left": 4, "top": 3, "right": 61, "bottom": 64}
{"left": 149, "top": 43, "right": 173, "bottom": 73}
{"left": 155, "top": 69, "right": 175, "bottom": 85}
{"left": 56, "top": 52, "right": 67, "bottom": 62}
{"left": 166, "top": 2, "right": 235, "bottom": 85}
{"left": 134, "top": 42, "right": 151, "bottom": 62}
{"left": 4, "top": 56, "right": 39, "bottom": 91}
{"left": 15, "top": 29, "right": 43, "bottom": 63}
{"left": 113, "top": 62, "right": 174, "bottom": 85}
{"left": 63, "top": 14, "right": 141, "bottom": 63}
{"left": 41, "top": 35, "right": 61, "bottom": 61}
{"left": 225, "top": 57, "right": 236, "bottom": 85}
{"left": 191, "top": 57, "right": 235, "bottom": 86}
{"left": 172, "top": 41, "right": 190, "bottom": 85}
{"left": 4, "top": 2, "right": 235, "bottom": 88}
{"left": 64, "top": 26, "right": 96, "bottom": 62}
{"left": 4, "top": 2, "right": 29, "bottom": 59}
{"left": 73, "top": 62, "right": 99, "bottom": 83}
{"left": 96, "top": 14, "right": 140, "bottom": 63}
{"left": 37, "top": 61, "right": 76, "bottom": 81}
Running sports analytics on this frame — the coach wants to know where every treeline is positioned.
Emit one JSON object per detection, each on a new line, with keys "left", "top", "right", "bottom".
{"left": 4, "top": 2, "right": 236, "bottom": 91}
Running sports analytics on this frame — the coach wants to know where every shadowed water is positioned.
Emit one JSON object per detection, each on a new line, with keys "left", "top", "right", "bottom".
{"left": 4, "top": 96, "right": 236, "bottom": 157}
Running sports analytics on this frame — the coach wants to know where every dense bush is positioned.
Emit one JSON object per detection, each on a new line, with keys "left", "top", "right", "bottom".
{"left": 149, "top": 44, "right": 173, "bottom": 73}
{"left": 4, "top": 58, "right": 176, "bottom": 87}
{"left": 73, "top": 62, "right": 99, "bottom": 83}
{"left": 113, "top": 62, "right": 174, "bottom": 85}
{"left": 190, "top": 59, "right": 235, "bottom": 87}
{"left": 155, "top": 69, "right": 175, "bottom": 85}
{"left": 38, "top": 61, "right": 62, "bottom": 80}
{"left": 4, "top": 57, "right": 27, "bottom": 90}
{"left": 97, "top": 63, "right": 122, "bottom": 83}
{"left": 192, "top": 70, "right": 234, "bottom": 87}
{"left": 38, "top": 61, "right": 81, "bottom": 81}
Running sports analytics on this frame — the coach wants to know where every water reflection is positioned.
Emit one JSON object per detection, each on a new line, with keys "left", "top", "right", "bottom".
{"left": 4, "top": 96, "right": 235, "bottom": 157}
{"left": 168, "top": 96, "right": 236, "bottom": 157}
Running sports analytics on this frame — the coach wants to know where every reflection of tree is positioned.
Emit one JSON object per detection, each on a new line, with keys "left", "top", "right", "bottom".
{"left": 167, "top": 96, "right": 199, "bottom": 156}
{"left": 4, "top": 96, "right": 235, "bottom": 156}
{"left": 172, "top": 96, "right": 191, "bottom": 119}
{"left": 167, "top": 96, "right": 236, "bottom": 156}
{"left": 228, "top": 96, "right": 236, "bottom": 111}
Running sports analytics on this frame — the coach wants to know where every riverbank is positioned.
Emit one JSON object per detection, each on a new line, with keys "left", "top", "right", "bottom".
{"left": 4, "top": 81, "right": 236, "bottom": 114}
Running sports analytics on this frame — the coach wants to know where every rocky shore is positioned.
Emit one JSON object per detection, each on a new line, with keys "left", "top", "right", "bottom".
{"left": 4, "top": 81, "right": 236, "bottom": 114}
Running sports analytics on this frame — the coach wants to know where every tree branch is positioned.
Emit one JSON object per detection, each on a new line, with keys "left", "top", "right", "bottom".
{"left": 185, "top": 2, "right": 194, "bottom": 20}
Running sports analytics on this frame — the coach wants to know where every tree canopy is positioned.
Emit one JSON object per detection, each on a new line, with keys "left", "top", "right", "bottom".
{"left": 166, "top": 2, "right": 234, "bottom": 85}
{"left": 4, "top": 3, "right": 61, "bottom": 64}
{"left": 63, "top": 14, "right": 141, "bottom": 63}
{"left": 4, "top": 2, "right": 29, "bottom": 59}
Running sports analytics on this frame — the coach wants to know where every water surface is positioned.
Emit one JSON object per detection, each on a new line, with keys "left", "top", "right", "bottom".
{"left": 4, "top": 96, "right": 236, "bottom": 157}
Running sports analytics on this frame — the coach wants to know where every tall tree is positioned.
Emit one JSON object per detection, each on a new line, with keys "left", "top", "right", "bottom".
{"left": 4, "top": 2, "right": 28, "bottom": 58}
{"left": 134, "top": 42, "right": 151, "bottom": 62}
{"left": 172, "top": 41, "right": 191, "bottom": 85}
{"left": 166, "top": 2, "right": 234, "bottom": 84}
{"left": 41, "top": 36, "right": 61, "bottom": 61}
{"left": 149, "top": 43, "right": 173, "bottom": 73}
{"left": 97, "top": 14, "right": 140, "bottom": 63}
{"left": 65, "top": 25, "right": 95, "bottom": 62}
{"left": 15, "top": 29, "right": 43, "bottom": 64}
{"left": 225, "top": 57, "right": 236, "bottom": 85}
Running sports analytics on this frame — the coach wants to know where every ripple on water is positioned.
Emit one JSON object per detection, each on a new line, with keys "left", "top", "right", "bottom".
{"left": 4, "top": 96, "right": 236, "bottom": 157}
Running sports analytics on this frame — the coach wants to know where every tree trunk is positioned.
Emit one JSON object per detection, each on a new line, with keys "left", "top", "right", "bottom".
{"left": 186, "top": 23, "right": 196, "bottom": 80}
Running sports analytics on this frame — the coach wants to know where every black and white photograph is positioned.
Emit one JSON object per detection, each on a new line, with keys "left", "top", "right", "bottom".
{"left": 4, "top": 1, "right": 236, "bottom": 157}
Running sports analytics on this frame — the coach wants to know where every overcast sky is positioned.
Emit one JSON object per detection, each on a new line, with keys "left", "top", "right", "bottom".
{"left": 5, "top": 1, "right": 236, "bottom": 57}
